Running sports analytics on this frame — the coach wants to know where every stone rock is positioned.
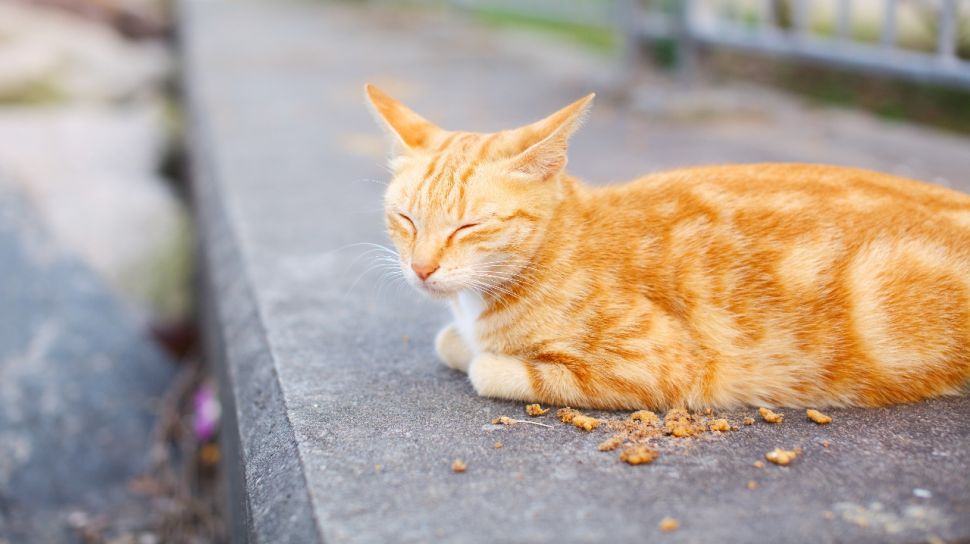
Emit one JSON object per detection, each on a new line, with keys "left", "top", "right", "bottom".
{"left": 0, "top": 1, "right": 170, "bottom": 104}
{"left": 0, "top": 184, "right": 176, "bottom": 542}
{"left": 0, "top": 103, "right": 191, "bottom": 322}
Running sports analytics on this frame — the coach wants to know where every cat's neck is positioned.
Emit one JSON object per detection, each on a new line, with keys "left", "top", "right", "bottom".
{"left": 478, "top": 174, "right": 588, "bottom": 310}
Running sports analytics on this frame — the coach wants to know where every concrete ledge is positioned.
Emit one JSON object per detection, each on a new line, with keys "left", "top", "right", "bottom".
{"left": 179, "top": 0, "right": 970, "bottom": 542}
{"left": 179, "top": 5, "right": 321, "bottom": 543}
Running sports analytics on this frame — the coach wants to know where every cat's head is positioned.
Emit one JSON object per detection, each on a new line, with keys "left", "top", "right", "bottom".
{"left": 366, "top": 84, "right": 593, "bottom": 299}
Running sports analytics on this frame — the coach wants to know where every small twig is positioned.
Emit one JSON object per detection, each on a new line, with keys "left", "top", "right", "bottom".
{"left": 508, "top": 418, "right": 553, "bottom": 428}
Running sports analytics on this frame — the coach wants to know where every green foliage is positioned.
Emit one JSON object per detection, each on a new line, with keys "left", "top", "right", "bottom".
{"left": 0, "top": 78, "right": 66, "bottom": 105}
{"left": 705, "top": 48, "right": 970, "bottom": 134}
{"left": 472, "top": 8, "right": 616, "bottom": 53}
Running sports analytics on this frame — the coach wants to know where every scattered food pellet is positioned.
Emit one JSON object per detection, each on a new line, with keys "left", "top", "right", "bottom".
{"left": 806, "top": 409, "right": 832, "bottom": 425}
{"left": 765, "top": 447, "right": 800, "bottom": 466}
{"left": 822, "top": 440, "right": 831, "bottom": 448}
{"left": 743, "top": 416, "right": 755, "bottom": 425}
{"left": 619, "top": 445, "right": 658, "bottom": 465}
{"left": 670, "top": 426, "right": 691, "bottom": 438}
{"left": 558, "top": 408, "right": 601, "bottom": 431}
{"left": 525, "top": 403, "right": 550, "bottom": 416}
{"left": 199, "top": 443, "right": 221, "bottom": 466}
{"left": 658, "top": 517, "right": 680, "bottom": 532}
{"left": 747, "top": 480, "right": 758, "bottom": 490}
{"left": 663, "top": 408, "right": 703, "bottom": 438}
{"left": 451, "top": 459, "right": 466, "bottom": 473}
{"left": 494, "top": 441, "right": 503, "bottom": 449}
{"left": 759, "top": 407, "right": 784, "bottom": 423}
{"left": 629, "top": 410, "right": 660, "bottom": 426}
{"left": 753, "top": 461, "right": 765, "bottom": 469}
{"left": 709, "top": 418, "right": 731, "bottom": 432}
{"left": 492, "top": 416, "right": 516, "bottom": 425}
{"left": 597, "top": 436, "right": 623, "bottom": 452}
{"left": 572, "top": 414, "right": 601, "bottom": 431}
{"left": 557, "top": 407, "right": 579, "bottom": 423}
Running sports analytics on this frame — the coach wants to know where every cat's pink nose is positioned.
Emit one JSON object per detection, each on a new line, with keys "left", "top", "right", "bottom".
{"left": 411, "top": 262, "right": 439, "bottom": 281}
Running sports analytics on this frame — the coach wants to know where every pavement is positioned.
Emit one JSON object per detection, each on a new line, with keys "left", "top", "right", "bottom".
{"left": 179, "top": 0, "right": 970, "bottom": 542}
{"left": 0, "top": 183, "right": 176, "bottom": 543}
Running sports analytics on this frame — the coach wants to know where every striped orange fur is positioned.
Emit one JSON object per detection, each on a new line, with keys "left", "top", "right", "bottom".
{"left": 366, "top": 84, "right": 970, "bottom": 410}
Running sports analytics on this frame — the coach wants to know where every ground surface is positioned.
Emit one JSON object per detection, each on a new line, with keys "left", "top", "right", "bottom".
{"left": 181, "top": 1, "right": 970, "bottom": 542}
{"left": 0, "top": 184, "right": 176, "bottom": 543}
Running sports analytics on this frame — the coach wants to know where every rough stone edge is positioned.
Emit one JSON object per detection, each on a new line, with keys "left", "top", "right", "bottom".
{"left": 175, "top": 1, "right": 323, "bottom": 542}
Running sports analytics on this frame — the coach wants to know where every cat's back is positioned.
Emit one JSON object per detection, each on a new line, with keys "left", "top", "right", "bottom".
{"left": 608, "top": 163, "right": 970, "bottom": 242}
{"left": 631, "top": 162, "right": 970, "bottom": 209}
{"left": 590, "top": 163, "right": 970, "bottom": 406}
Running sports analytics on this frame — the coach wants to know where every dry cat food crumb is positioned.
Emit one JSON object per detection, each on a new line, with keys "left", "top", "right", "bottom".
{"left": 606, "top": 418, "right": 664, "bottom": 443}
{"left": 451, "top": 459, "right": 467, "bottom": 473}
{"left": 663, "top": 408, "right": 703, "bottom": 437}
{"left": 709, "top": 418, "right": 731, "bottom": 432}
{"left": 558, "top": 408, "right": 601, "bottom": 431}
{"left": 822, "top": 440, "right": 831, "bottom": 448}
{"left": 572, "top": 414, "right": 601, "bottom": 431}
{"left": 492, "top": 416, "right": 516, "bottom": 425}
{"left": 620, "top": 445, "right": 659, "bottom": 465}
{"left": 525, "top": 404, "right": 550, "bottom": 417}
{"left": 597, "top": 436, "right": 624, "bottom": 452}
{"left": 494, "top": 441, "right": 503, "bottom": 449}
{"left": 628, "top": 410, "right": 660, "bottom": 426}
{"left": 658, "top": 517, "right": 680, "bottom": 532}
{"left": 753, "top": 461, "right": 765, "bottom": 469}
{"left": 747, "top": 480, "right": 758, "bottom": 490}
{"left": 765, "top": 447, "right": 800, "bottom": 466}
{"left": 806, "top": 409, "right": 832, "bottom": 425}
{"left": 743, "top": 416, "right": 755, "bottom": 425}
{"left": 759, "top": 407, "right": 784, "bottom": 423}
{"left": 557, "top": 407, "right": 579, "bottom": 423}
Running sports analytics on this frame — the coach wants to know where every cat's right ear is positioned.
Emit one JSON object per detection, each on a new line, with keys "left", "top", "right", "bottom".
{"left": 365, "top": 84, "right": 442, "bottom": 153}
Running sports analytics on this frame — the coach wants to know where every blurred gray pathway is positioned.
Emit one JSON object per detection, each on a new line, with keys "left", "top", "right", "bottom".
{"left": 180, "top": 1, "right": 970, "bottom": 543}
{"left": 0, "top": 184, "right": 175, "bottom": 543}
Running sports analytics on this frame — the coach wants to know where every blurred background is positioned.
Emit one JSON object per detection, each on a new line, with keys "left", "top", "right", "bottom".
{"left": 0, "top": 0, "right": 967, "bottom": 542}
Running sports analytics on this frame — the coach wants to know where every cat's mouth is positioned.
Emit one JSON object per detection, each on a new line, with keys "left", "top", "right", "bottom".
{"left": 417, "top": 282, "right": 456, "bottom": 299}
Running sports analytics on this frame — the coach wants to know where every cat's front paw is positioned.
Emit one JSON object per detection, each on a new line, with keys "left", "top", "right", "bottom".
{"left": 435, "top": 324, "right": 473, "bottom": 372}
{"left": 468, "top": 353, "right": 534, "bottom": 401}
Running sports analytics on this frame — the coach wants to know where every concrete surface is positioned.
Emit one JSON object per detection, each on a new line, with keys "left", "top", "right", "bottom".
{"left": 0, "top": 184, "right": 176, "bottom": 543}
{"left": 179, "top": 0, "right": 970, "bottom": 542}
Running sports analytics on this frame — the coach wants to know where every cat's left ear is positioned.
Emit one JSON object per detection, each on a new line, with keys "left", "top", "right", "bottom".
{"left": 365, "top": 84, "right": 443, "bottom": 152}
{"left": 507, "top": 93, "right": 595, "bottom": 181}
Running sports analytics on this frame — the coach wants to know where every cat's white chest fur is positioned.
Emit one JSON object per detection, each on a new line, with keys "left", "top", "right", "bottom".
{"left": 451, "top": 290, "right": 484, "bottom": 353}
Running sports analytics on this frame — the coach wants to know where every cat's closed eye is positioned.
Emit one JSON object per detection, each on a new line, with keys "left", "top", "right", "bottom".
{"left": 449, "top": 222, "right": 481, "bottom": 241}
{"left": 397, "top": 213, "right": 415, "bottom": 231}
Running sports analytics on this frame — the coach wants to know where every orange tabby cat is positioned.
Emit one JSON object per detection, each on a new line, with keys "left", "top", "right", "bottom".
{"left": 366, "top": 84, "right": 970, "bottom": 410}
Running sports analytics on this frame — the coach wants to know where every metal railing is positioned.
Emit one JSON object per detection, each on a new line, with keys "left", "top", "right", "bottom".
{"left": 448, "top": 0, "right": 970, "bottom": 90}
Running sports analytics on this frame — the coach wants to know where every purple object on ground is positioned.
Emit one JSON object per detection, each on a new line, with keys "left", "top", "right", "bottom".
{"left": 193, "top": 382, "right": 221, "bottom": 441}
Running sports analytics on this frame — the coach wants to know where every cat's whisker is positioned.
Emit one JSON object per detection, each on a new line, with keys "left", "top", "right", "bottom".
{"left": 345, "top": 260, "right": 402, "bottom": 296}
{"left": 325, "top": 241, "right": 400, "bottom": 257}
{"left": 375, "top": 269, "right": 408, "bottom": 300}
{"left": 345, "top": 248, "right": 399, "bottom": 271}
{"left": 352, "top": 177, "right": 389, "bottom": 186}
